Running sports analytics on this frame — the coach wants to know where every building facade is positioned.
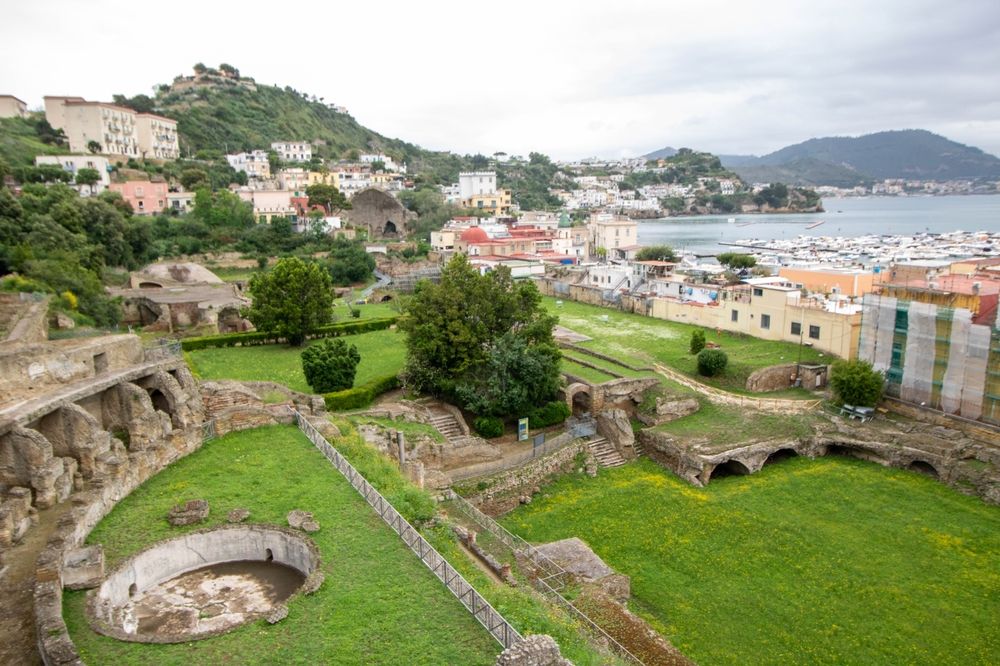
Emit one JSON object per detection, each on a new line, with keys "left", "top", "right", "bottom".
{"left": 587, "top": 214, "right": 638, "bottom": 257}
{"left": 109, "top": 179, "right": 168, "bottom": 215}
{"left": 34, "top": 155, "right": 111, "bottom": 195}
{"left": 44, "top": 96, "right": 178, "bottom": 160}
{"left": 271, "top": 141, "right": 312, "bottom": 162}
{"left": 227, "top": 151, "right": 272, "bottom": 179}
{"left": 0, "top": 95, "right": 28, "bottom": 119}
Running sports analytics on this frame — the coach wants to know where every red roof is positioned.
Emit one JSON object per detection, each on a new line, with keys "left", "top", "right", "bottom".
{"left": 461, "top": 227, "right": 490, "bottom": 243}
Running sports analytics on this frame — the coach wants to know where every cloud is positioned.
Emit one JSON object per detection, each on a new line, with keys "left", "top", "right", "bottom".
{"left": 2, "top": 0, "right": 998, "bottom": 159}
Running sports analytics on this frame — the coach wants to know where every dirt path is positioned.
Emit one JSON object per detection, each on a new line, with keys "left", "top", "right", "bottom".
{"left": 0, "top": 501, "right": 72, "bottom": 665}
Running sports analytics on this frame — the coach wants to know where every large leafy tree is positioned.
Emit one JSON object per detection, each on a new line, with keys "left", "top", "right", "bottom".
{"left": 401, "top": 254, "right": 560, "bottom": 417}
{"left": 830, "top": 360, "right": 884, "bottom": 407}
{"left": 636, "top": 244, "right": 678, "bottom": 262}
{"left": 305, "top": 183, "right": 350, "bottom": 215}
{"left": 244, "top": 257, "right": 333, "bottom": 346}
{"left": 327, "top": 237, "right": 375, "bottom": 286}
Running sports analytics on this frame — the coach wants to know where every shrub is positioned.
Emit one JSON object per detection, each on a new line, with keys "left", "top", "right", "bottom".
{"left": 473, "top": 416, "right": 504, "bottom": 439}
{"left": 830, "top": 359, "right": 884, "bottom": 407}
{"left": 301, "top": 337, "right": 361, "bottom": 393}
{"left": 690, "top": 329, "right": 706, "bottom": 355}
{"left": 323, "top": 374, "right": 400, "bottom": 411}
{"left": 528, "top": 401, "right": 571, "bottom": 428}
{"left": 697, "top": 348, "right": 728, "bottom": 376}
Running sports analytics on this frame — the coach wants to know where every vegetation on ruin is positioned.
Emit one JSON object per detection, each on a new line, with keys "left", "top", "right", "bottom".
{"left": 63, "top": 425, "right": 500, "bottom": 665}
{"left": 503, "top": 456, "right": 1000, "bottom": 665}
{"left": 653, "top": 399, "right": 818, "bottom": 449}
{"left": 186, "top": 327, "right": 405, "bottom": 392}
{"left": 544, "top": 297, "right": 825, "bottom": 394}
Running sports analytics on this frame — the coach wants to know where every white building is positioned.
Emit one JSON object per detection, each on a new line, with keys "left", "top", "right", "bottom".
{"left": 43, "top": 96, "right": 179, "bottom": 160}
{"left": 226, "top": 150, "right": 271, "bottom": 179}
{"left": 0, "top": 95, "right": 28, "bottom": 119}
{"left": 35, "top": 154, "right": 111, "bottom": 195}
{"left": 359, "top": 153, "right": 403, "bottom": 173}
{"left": 459, "top": 171, "right": 497, "bottom": 199}
{"left": 271, "top": 141, "right": 312, "bottom": 163}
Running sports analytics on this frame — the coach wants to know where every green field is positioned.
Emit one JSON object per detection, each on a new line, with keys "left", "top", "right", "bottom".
{"left": 63, "top": 426, "right": 499, "bottom": 664}
{"left": 503, "top": 457, "right": 1000, "bottom": 665}
{"left": 654, "top": 399, "right": 819, "bottom": 450}
{"left": 545, "top": 297, "right": 825, "bottom": 392}
{"left": 186, "top": 328, "right": 406, "bottom": 393}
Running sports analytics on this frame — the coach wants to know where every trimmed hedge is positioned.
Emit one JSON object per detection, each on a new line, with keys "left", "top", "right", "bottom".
{"left": 528, "top": 401, "right": 571, "bottom": 428}
{"left": 181, "top": 316, "right": 400, "bottom": 351}
{"left": 323, "top": 374, "right": 401, "bottom": 411}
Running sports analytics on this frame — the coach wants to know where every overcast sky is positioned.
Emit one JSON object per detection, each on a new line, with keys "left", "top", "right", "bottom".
{"left": 3, "top": 0, "right": 999, "bottom": 160}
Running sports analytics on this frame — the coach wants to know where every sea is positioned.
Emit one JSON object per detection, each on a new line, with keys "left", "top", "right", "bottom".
{"left": 636, "top": 194, "right": 1000, "bottom": 256}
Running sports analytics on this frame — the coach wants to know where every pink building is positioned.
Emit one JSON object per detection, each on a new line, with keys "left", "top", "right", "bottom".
{"left": 110, "top": 179, "right": 168, "bottom": 216}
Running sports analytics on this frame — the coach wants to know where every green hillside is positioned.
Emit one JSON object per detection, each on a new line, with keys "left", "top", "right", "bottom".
{"left": 0, "top": 116, "right": 67, "bottom": 166}
{"left": 732, "top": 157, "right": 872, "bottom": 187}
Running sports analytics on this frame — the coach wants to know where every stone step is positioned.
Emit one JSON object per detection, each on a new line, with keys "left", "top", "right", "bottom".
{"left": 587, "top": 437, "right": 626, "bottom": 468}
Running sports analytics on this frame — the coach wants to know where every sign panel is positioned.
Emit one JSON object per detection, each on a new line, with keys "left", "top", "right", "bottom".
{"left": 518, "top": 417, "right": 529, "bottom": 442}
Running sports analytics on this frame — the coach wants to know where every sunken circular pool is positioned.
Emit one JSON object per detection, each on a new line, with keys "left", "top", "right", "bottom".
{"left": 87, "top": 524, "right": 320, "bottom": 643}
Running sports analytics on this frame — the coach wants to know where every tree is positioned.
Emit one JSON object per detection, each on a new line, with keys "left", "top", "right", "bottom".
{"left": 305, "top": 183, "right": 350, "bottom": 214}
{"left": 697, "top": 349, "right": 728, "bottom": 376}
{"left": 401, "top": 254, "right": 560, "bottom": 417}
{"left": 754, "top": 183, "right": 789, "bottom": 208}
{"left": 87, "top": 140, "right": 102, "bottom": 154}
{"left": 244, "top": 257, "right": 333, "bottom": 346}
{"left": 327, "top": 237, "right": 375, "bottom": 285}
{"left": 690, "top": 329, "right": 706, "bottom": 355}
{"left": 636, "top": 244, "right": 678, "bottom": 262}
{"left": 180, "top": 168, "right": 210, "bottom": 191}
{"left": 74, "top": 168, "right": 101, "bottom": 194}
{"left": 717, "top": 252, "right": 757, "bottom": 271}
{"left": 830, "top": 360, "right": 884, "bottom": 407}
{"left": 301, "top": 338, "right": 361, "bottom": 393}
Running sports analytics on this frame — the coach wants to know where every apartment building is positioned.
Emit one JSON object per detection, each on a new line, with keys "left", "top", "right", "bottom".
{"left": 109, "top": 179, "right": 168, "bottom": 215}
{"left": 587, "top": 213, "right": 638, "bottom": 257}
{"left": 0, "top": 95, "right": 28, "bottom": 119}
{"left": 271, "top": 141, "right": 312, "bottom": 162}
{"left": 44, "top": 96, "right": 178, "bottom": 159}
{"left": 227, "top": 150, "right": 271, "bottom": 179}
{"left": 778, "top": 267, "right": 876, "bottom": 298}
{"left": 35, "top": 155, "right": 111, "bottom": 195}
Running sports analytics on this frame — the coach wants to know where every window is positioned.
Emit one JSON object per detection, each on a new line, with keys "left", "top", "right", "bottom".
{"left": 790, "top": 321, "right": 801, "bottom": 336}
{"left": 752, "top": 287, "right": 763, "bottom": 297}
{"left": 809, "top": 325, "right": 821, "bottom": 339}
{"left": 761, "top": 314, "right": 771, "bottom": 329}
{"left": 731, "top": 309, "right": 738, "bottom": 322}
{"left": 135, "top": 186, "right": 144, "bottom": 196}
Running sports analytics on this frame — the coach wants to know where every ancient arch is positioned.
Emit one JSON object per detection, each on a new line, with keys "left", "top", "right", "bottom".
{"left": 99, "top": 382, "right": 169, "bottom": 450}
{"left": 763, "top": 448, "right": 798, "bottom": 466}
{"left": 704, "top": 459, "right": 751, "bottom": 483}
{"left": 31, "top": 404, "right": 113, "bottom": 479}
{"left": 346, "top": 188, "right": 414, "bottom": 240}
{"left": 564, "top": 382, "right": 592, "bottom": 412}
{"left": 824, "top": 443, "right": 889, "bottom": 466}
{"left": 0, "top": 426, "right": 76, "bottom": 509}
{"left": 135, "top": 370, "right": 199, "bottom": 428}
{"left": 907, "top": 460, "right": 940, "bottom": 479}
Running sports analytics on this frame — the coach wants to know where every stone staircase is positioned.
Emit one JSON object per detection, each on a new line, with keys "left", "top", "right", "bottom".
{"left": 587, "top": 437, "right": 626, "bottom": 468}
{"left": 428, "top": 409, "right": 464, "bottom": 442}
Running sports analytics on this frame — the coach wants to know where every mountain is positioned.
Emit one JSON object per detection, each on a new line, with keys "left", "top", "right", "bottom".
{"left": 723, "top": 130, "right": 1000, "bottom": 184}
{"left": 643, "top": 146, "right": 678, "bottom": 160}
{"left": 727, "top": 157, "right": 873, "bottom": 188}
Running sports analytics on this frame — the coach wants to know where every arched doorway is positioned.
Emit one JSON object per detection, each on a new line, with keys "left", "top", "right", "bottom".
{"left": 763, "top": 448, "right": 798, "bottom": 466}
{"left": 383, "top": 220, "right": 397, "bottom": 235}
{"left": 907, "top": 460, "right": 939, "bottom": 479}
{"left": 706, "top": 459, "right": 751, "bottom": 483}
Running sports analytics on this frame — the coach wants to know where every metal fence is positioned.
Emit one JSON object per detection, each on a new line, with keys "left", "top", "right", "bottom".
{"left": 290, "top": 408, "right": 522, "bottom": 650}
{"left": 143, "top": 338, "right": 182, "bottom": 362}
{"left": 448, "top": 493, "right": 645, "bottom": 665}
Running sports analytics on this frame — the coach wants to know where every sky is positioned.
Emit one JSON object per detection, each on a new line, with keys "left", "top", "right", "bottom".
{"left": 3, "top": 0, "right": 999, "bottom": 160}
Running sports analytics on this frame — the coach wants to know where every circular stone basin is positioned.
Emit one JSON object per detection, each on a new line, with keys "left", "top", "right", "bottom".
{"left": 87, "top": 524, "right": 319, "bottom": 643}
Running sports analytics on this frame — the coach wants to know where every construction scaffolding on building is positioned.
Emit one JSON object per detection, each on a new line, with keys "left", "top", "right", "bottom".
{"left": 859, "top": 293, "right": 1000, "bottom": 426}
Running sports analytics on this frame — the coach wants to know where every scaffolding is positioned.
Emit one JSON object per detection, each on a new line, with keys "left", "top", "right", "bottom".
{"left": 859, "top": 294, "right": 999, "bottom": 426}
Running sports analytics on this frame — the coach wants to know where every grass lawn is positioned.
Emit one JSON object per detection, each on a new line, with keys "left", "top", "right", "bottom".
{"left": 502, "top": 456, "right": 1000, "bottom": 665}
{"left": 186, "top": 328, "right": 406, "bottom": 393}
{"left": 545, "top": 297, "right": 827, "bottom": 393}
{"left": 63, "top": 426, "right": 500, "bottom": 665}
{"left": 561, "top": 358, "right": 619, "bottom": 383}
{"left": 654, "top": 399, "right": 819, "bottom": 450}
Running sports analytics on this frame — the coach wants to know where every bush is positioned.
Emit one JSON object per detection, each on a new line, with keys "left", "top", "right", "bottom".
{"left": 323, "top": 374, "right": 400, "bottom": 411}
{"left": 473, "top": 416, "right": 504, "bottom": 439}
{"left": 830, "top": 359, "right": 884, "bottom": 407}
{"left": 528, "top": 401, "right": 571, "bottom": 428}
{"left": 697, "top": 348, "right": 728, "bottom": 376}
{"left": 301, "top": 338, "right": 361, "bottom": 393}
{"left": 690, "top": 329, "right": 706, "bottom": 355}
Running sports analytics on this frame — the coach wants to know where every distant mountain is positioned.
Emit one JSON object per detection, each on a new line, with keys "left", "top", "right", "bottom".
{"left": 723, "top": 130, "right": 1000, "bottom": 184}
{"left": 727, "top": 157, "right": 873, "bottom": 188}
{"left": 643, "top": 146, "right": 678, "bottom": 160}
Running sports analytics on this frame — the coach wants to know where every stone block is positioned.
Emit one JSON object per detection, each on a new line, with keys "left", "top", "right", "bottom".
{"left": 63, "top": 545, "right": 105, "bottom": 590}
{"left": 287, "top": 509, "right": 313, "bottom": 529}
{"left": 227, "top": 508, "right": 250, "bottom": 523}
{"left": 494, "top": 634, "right": 571, "bottom": 666}
{"left": 167, "top": 499, "right": 209, "bottom": 526}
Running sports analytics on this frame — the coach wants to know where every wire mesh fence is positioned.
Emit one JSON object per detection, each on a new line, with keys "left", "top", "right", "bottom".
{"left": 290, "top": 408, "right": 522, "bottom": 650}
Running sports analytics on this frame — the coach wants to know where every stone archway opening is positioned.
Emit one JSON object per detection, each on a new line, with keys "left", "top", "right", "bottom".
{"left": 763, "top": 448, "right": 798, "bottom": 466}
{"left": 907, "top": 460, "right": 940, "bottom": 479}
{"left": 706, "top": 459, "right": 751, "bottom": 483}
{"left": 383, "top": 220, "right": 397, "bottom": 235}
{"left": 147, "top": 388, "right": 171, "bottom": 415}
{"left": 826, "top": 444, "right": 887, "bottom": 465}
{"left": 380, "top": 294, "right": 393, "bottom": 302}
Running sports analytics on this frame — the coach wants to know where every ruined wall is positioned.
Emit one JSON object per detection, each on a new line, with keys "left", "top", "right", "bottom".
{"left": 467, "top": 441, "right": 587, "bottom": 516}
{"left": 200, "top": 380, "right": 325, "bottom": 436}
{"left": 0, "top": 335, "right": 144, "bottom": 405}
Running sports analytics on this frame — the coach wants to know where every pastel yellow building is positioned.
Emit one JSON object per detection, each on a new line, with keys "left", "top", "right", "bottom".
{"left": 463, "top": 189, "right": 512, "bottom": 215}
{"left": 778, "top": 267, "right": 875, "bottom": 297}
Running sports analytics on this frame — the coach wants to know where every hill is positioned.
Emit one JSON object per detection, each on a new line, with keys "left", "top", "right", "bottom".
{"left": 723, "top": 130, "right": 1000, "bottom": 183}
{"left": 729, "top": 157, "right": 872, "bottom": 188}
{"left": 643, "top": 146, "right": 678, "bottom": 160}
